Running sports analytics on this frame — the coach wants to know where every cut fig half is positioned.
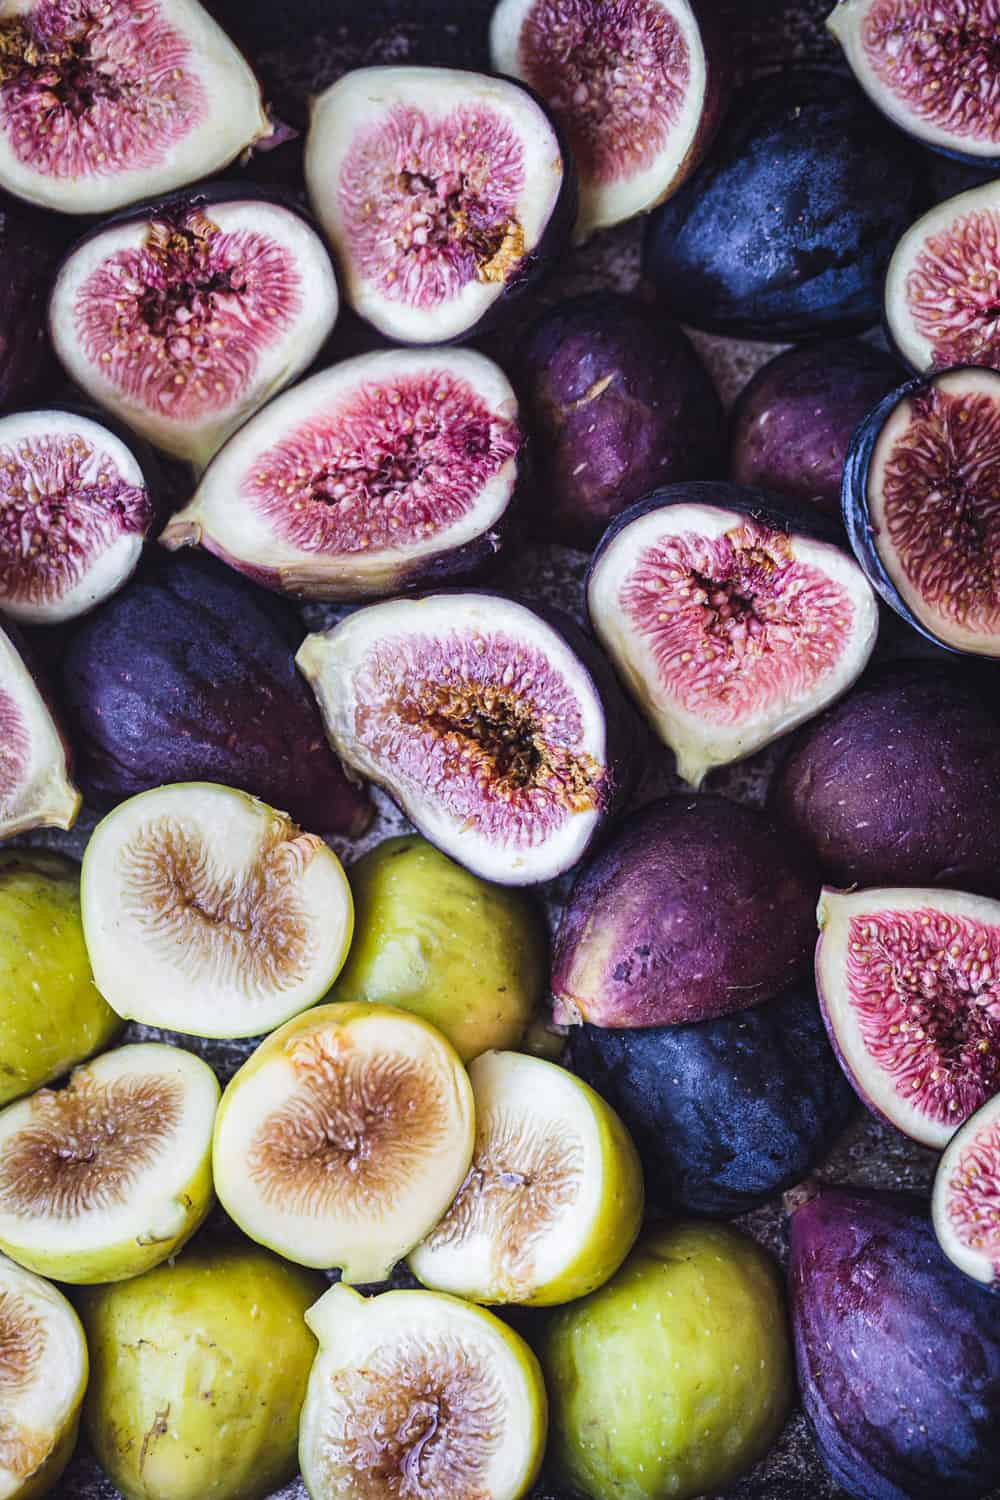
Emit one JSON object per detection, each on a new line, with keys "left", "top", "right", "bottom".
{"left": 297, "top": 593, "right": 638, "bottom": 885}
{"left": 299, "top": 1282, "right": 547, "bottom": 1500}
{"left": 586, "top": 484, "right": 879, "bottom": 788}
{"left": 212, "top": 1002, "right": 475, "bottom": 1282}
{"left": 0, "top": 0, "right": 271, "bottom": 216}
{"left": 933, "top": 1091, "right": 1000, "bottom": 1291}
{"left": 490, "top": 0, "right": 726, "bottom": 243}
{"left": 304, "top": 66, "right": 573, "bottom": 344}
{"left": 80, "top": 782, "right": 354, "bottom": 1039}
{"left": 0, "top": 624, "right": 79, "bottom": 842}
{"left": 160, "top": 347, "right": 522, "bottom": 601}
{"left": 843, "top": 366, "right": 1000, "bottom": 658}
{"left": 815, "top": 886, "right": 1000, "bottom": 1148}
{"left": 50, "top": 188, "right": 339, "bottom": 471}
{"left": 0, "top": 1042, "right": 219, "bottom": 1285}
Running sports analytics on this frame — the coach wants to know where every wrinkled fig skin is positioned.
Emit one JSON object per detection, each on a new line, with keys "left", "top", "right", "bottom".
{"left": 552, "top": 795, "right": 820, "bottom": 1028}
{"left": 643, "top": 71, "right": 926, "bottom": 339}
{"left": 516, "top": 292, "right": 726, "bottom": 548}
{"left": 0, "top": 197, "right": 67, "bottom": 406}
{"left": 565, "top": 979, "right": 857, "bottom": 1217}
{"left": 61, "top": 551, "right": 372, "bottom": 835}
{"left": 789, "top": 1185, "right": 1000, "bottom": 1500}
{"left": 770, "top": 661, "right": 1000, "bottom": 896}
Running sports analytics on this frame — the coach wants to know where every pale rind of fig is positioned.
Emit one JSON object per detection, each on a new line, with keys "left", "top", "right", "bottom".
{"left": 0, "top": 0, "right": 271, "bottom": 216}
{"left": 300, "top": 1282, "right": 547, "bottom": 1500}
{"left": 0, "top": 1252, "right": 88, "bottom": 1500}
{"left": 816, "top": 885, "right": 1000, "bottom": 1149}
{"left": 0, "top": 626, "right": 79, "bottom": 842}
{"left": 80, "top": 782, "right": 354, "bottom": 1039}
{"left": 586, "top": 490, "right": 879, "bottom": 787}
{"left": 0, "top": 1042, "right": 218, "bottom": 1285}
{"left": 50, "top": 196, "right": 340, "bottom": 471}
{"left": 160, "top": 346, "right": 521, "bottom": 598}
{"left": 932, "top": 1091, "right": 1000, "bottom": 1290}
{"left": 212, "top": 1001, "right": 475, "bottom": 1283}
{"left": 409, "top": 1049, "right": 643, "bottom": 1306}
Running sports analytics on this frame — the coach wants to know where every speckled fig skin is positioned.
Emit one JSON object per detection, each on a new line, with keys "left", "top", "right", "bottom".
{"left": 788, "top": 1183, "right": 1000, "bottom": 1500}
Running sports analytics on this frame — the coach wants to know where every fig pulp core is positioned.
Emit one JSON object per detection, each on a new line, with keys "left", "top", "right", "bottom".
{"left": 945, "top": 1113, "right": 1000, "bottom": 1275}
{"left": 0, "top": 691, "right": 29, "bottom": 802}
{"left": 861, "top": 0, "right": 1000, "bottom": 148}
{"left": 0, "top": 0, "right": 205, "bottom": 179}
{"left": 0, "top": 1289, "right": 46, "bottom": 1477}
{"left": 906, "top": 205, "right": 1000, "bottom": 368}
{"left": 621, "top": 520, "right": 855, "bottom": 722}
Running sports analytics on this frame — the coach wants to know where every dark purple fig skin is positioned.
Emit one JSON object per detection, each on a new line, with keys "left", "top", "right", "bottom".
{"left": 789, "top": 1184, "right": 1000, "bottom": 1500}
{"left": 0, "top": 196, "right": 69, "bottom": 407}
{"left": 516, "top": 293, "right": 725, "bottom": 549}
{"left": 552, "top": 794, "right": 820, "bottom": 1028}
{"left": 60, "top": 550, "right": 372, "bottom": 836}
{"left": 770, "top": 659, "right": 1000, "bottom": 896}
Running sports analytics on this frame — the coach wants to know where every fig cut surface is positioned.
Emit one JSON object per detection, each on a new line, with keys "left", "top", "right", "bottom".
{"left": 933, "top": 1090, "right": 1000, "bottom": 1291}
{"left": 0, "top": 625, "right": 79, "bottom": 843}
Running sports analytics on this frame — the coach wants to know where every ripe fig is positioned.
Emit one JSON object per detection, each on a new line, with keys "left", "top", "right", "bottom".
{"left": 489, "top": 0, "right": 728, "bottom": 243}
{"left": 59, "top": 550, "right": 373, "bottom": 836}
{"left": 933, "top": 1091, "right": 1000, "bottom": 1291}
{"left": 827, "top": 0, "right": 1000, "bottom": 168}
{"left": 160, "top": 346, "right": 523, "bottom": 599}
{"left": 788, "top": 1182, "right": 1000, "bottom": 1500}
{"left": 212, "top": 1002, "right": 475, "bottom": 1282}
{"left": 552, "top": 795, "right": 820, "bottom": 1029}
{"left": 0, "top": 198, "right": 68, "bottom": 409}
{"left": 49, "top": 187, "right": 339, "bottom": 471}
{"left": 0, "top": 622, "right": 79, "bottom": 842}
{"left": 304, "top": 66, "right": 573, "bottom": 344}
{"left": 516, "top": 292, "right": 725, "bottom": 550}
{"left": 586, "top": 484, "right": 879, "bottom": 787}
{"left": 80, "top": 782, "right": 354, "bottom": 1039}
{"left": 297, "top": 592, "right": 639, "bottom": 885}
{"left": 843, "top": 366, "right": 1000, "bottom": 657}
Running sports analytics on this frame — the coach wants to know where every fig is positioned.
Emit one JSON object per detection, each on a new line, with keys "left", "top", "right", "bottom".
{"left": 160, "top": 346, "right": 523, "bottom": 598}
{"left": 788, "top": 1182, "right": 1000, "bottom": 1500}
{"left": 933, "top": 1091, "right": 1000, "bottom": 1291}
{"left": 300, "top": 1282, "right": 547, "bottom": 1500}
{"left": 0, "top": 198, "right": 67, "bottom": 410}
{"left": 0, "top": 622, "right": 79, "bottom": 842}
{"left": 409, "top": 1049, "right": 643, "bottom": 1305}
{"left": 827, "top": 0, "right": 1000, "bottom": 168}
{"left": 0, "top": 1252, "right": 87, "bottom": 1500}
{"left": 552, "top": 795, "right": 820, "bottom": 1029}
{"left": 843, "top": 366, "right": 1000, "bottom": 657}
{"left": 489, "top": 0, "right": 728, "bottom": 242}
{"left": 49, "top": 187, "right": 340, "bottom": 471}
{"left": 297, "top": 592, "right": 639, "bottom": 885}
{"left": 332, "top": 835, "right": 547, "bottom": 1061}
{"left": 586, "top": 484, "right": 879, "bottom": 787}
{"left": 643, "top": 69, "right": 926, "bottom": 339}
{"left": 884, "top": 181, "right": 1000, "bottom": 374}
{"left": 539, "top": 1221, "right": 793, "bottom": 1500}
{"left": 212, "top": 1001, "right": 475, "bottom": 1282}
{"left": 78, "top": 1242, "right": 324, "bottom": 1500}
{"left": 515, "top": 292, "right": 725, "bottom": 550}
{"left": 0, "top": 1042, "right": 217, "bottom": 1285}
{"left": 303, "top": 65, "right": 573, "bottom": 344}
{"left": 80, "top": 782, "right": 354, "bottom": 1039}
{"left": 565, "top": 977, "right": 857, "bottom": 1217}
{"left": 728, "top": 339, "right": 902, "bottom": 518}
{"left": 771, "top": 660, "right": 1000, "bottom": 895}
{"left": 59, "top": 550, "right": 373, "bottom": 835}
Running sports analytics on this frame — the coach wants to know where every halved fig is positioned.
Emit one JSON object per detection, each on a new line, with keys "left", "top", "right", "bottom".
{"left": 212, "top": 1002, "right": 475, "bottom": 1282}
{"left": 815, "top": 885, "right": 1000, "bottom": 1148}
{"left": 0, "top": 624, "right": 79, "bottom": 842}
{"left": 296, "top": 593, "right": 639, "bottom": 885}
{"left": 0, "top": 0, "right": 270, "bottom": 216}
{"left": 933, "top": 1092, "right": 1000, "bottom": 1291}
{"left": 80, "top": 782, "right": 354, "bottom": 1039}
{"left": 409, "top": 1049, "right": 643, "bottom": 1306}
{"left": 586, "top": 484, "right": 879, "bottom": 788}
{"left": 0, "top": 1252, "right": 87, "bottom": 1500}
{"left": 885, "top": 181, "right": 1000, "bottom": 374}
{"left": 843, "top": 366, "right": 1000, "bottom": 657}
{"left": 827, "top": 0, "right": 1000, "bottom": 167}
{"left": 160, "top": 347, "right": 522, "bottom": 600}
{"left": 489, "top": 0, "right": 727, "bottom": 243}
{"left": 0, "top": 1042, "right": 218, "bottom": 1285}
{"left": 49, "top": 188, "right": 340, "bottom": 471}
{"left": 299, "top": 1282, "right": 547, "bottom": 1500}
{"left": 303, "top": 66, "right": 573, "bottom": 344}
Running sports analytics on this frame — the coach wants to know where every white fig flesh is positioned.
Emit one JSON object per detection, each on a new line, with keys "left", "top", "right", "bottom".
{"left": 933, "top": 1091, "right": 1000, "bottom": 1290}
{"left": 0, "top": 625, "right": 79, "bottom": 841}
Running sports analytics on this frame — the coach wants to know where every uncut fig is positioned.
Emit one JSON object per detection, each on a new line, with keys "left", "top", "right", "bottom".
{"left": 789, "top": 1183, "right": 1000, "bottom": 1500}
{"left": 0, "top": 198, "right": 67, "bottom": 409}
{"left": 933, "top": 1091, "right": 1000, "bottom": 1291}
{"left": 0, "top": 622, "right": 79, "bottom": 842}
